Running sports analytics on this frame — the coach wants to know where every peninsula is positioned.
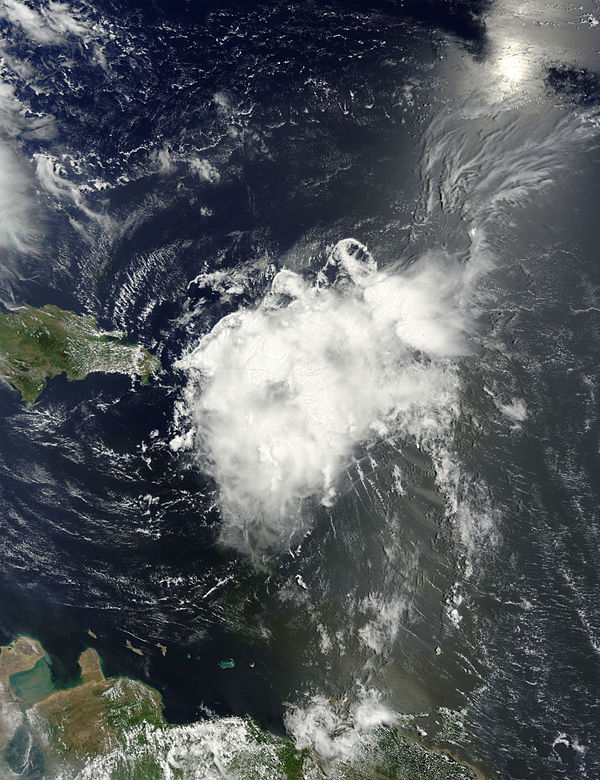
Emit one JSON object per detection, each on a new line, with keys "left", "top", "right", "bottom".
{"left": 0, "top": 635, "right": 483, "bottom": 779}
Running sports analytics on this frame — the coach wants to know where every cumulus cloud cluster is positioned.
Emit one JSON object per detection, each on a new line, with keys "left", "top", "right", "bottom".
{"left": 0, "top": 0, "right": 95, "bottom": 265}
{"left": 284, "top": 690, "right": 395, "bottom": 762}
{"left": 0, "top": 143, "right": 35, "bottom": 256}
{"left": 0, "top": 76, "right": 58, "bottom": 261}
{"left": 0, "top": 0, "right": 91, "bottom": 46}
{"left": 189, "top": 157, "right": 221, "bottom": 183}
{"left": 172, "top": 239, "right": 474, "bottom": 550}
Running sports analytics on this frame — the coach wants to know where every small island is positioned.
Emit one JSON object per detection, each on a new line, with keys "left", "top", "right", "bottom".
{"left": 0, "top": 304, "right": 160, "bottom": 403}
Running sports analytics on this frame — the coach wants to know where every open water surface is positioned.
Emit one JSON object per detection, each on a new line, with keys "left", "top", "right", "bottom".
{"left": 0, "top": 0, "right": 599, "bottom": 777}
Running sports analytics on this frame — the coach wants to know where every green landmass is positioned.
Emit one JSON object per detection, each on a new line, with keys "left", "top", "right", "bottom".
{"left": 0, "top": 304, "right": 160, "bottom": 403}
{"left": 0, "top": 635, "right": 486, "bottom": 779}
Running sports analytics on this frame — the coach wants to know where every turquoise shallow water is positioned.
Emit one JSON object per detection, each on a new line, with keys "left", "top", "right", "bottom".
{"left": 9, "top": 657, "right": 56, "bottom": 706}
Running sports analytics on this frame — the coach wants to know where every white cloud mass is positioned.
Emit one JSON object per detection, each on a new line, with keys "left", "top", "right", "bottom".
{"left": 172, "top": 239, "right": 473, "bottom": 550}
{"left": 0, "top": 142, "right": 37, "bottom": 257}
{"left": 0, "top": 0, "right": 91, "bottom": 45}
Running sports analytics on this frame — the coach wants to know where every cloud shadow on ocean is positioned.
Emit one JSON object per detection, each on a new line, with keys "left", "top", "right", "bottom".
{"left": 546, "top": 64, "right": 600, "bottom": 106}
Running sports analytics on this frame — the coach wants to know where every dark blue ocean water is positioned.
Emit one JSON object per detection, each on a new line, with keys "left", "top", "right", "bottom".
{"left": 0, "top": 0, "right": 599, "bottom": 777}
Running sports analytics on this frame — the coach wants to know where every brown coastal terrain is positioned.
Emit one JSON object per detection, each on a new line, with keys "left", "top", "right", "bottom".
{"left": 0, "top": 634, "right": 488, "bottom": 779}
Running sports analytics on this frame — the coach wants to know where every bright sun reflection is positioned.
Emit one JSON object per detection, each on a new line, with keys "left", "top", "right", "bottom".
{"left": 498, "top": 51, "right": 525, "bottom": 83}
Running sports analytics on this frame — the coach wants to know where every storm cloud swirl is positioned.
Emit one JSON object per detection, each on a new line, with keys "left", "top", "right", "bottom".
{"left": 172, "top": 239, "right": 475, "bottom": 551}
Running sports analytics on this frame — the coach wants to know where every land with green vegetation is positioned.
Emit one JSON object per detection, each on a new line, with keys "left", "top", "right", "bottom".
{"left": 0, "top": 635, "right": 485, "bottom": 779}
{"left": 0, "top": 304, "right": 160, "bottom": 403}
